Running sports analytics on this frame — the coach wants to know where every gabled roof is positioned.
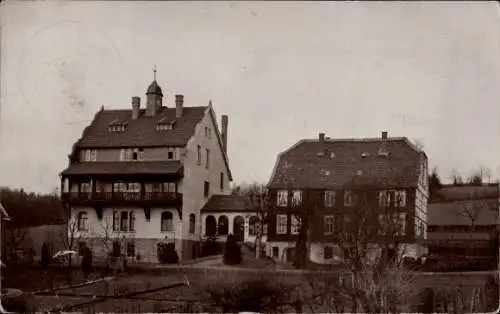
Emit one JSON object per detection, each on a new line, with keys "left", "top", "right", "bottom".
{"left": 428, "top": 200, "right": 499, "bottom": 226}
{"left": 267, "top": 136, "right": 425, "bottom": 189}
{"left": 428, "top": 184, "right": 499, "bottom": 226}
{"left": 76, "top": 106, "right": 206, "bottom": 148}
{"left": 61, "top": 161, "right": 183, "bottom": 176}
{"left": 430, "top": 184, "right": 499, "bottom": 203}
{"left": 201, "top": 195, "right": 257, "bottom": 213}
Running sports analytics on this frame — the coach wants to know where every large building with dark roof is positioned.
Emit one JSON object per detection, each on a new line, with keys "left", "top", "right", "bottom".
{"left": 265, "top": 131, "right": 429, "bottom": 264}
{"left": 60, "top": 75, "right": 232, "bottom": 263}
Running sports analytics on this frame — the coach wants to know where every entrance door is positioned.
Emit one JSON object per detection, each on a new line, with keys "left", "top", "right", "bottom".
{"left": 233, "top": 216, "right": 245, "bottom": 242}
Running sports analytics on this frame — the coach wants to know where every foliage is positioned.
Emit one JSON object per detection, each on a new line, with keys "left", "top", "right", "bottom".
{"left": 157, "top": 242, "right": 179, "bottom": 264}
{"left": 0, "top": 187, "right": 66, "bottom": 228}
{"left": 200, "top": 235, "right": 222, "bottom": 257}
{"left": 206, "top": 277, "right": 295, "bottom": 313}
{"left": 223, "top": 234, "right": 242, "bottom": 265}
{"left": 81, "top": 246, "right": 93, "bottom": 277}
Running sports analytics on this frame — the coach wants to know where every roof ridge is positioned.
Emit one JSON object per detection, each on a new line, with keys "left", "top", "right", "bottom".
{"left": 304, "top": 137, "right": 407, "bottom": 143}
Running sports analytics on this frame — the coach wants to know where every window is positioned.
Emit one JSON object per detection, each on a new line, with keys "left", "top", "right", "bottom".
{"left": 129, "top": 211, "right": 135, "bottom": 232}
{"left": 276, "top": 214, "right": 288, "bottom": 235}
{"left": 344, "top": 190, "right": 353, "bottom": 207}
{"left": 80, "top": 182, "right": 91, "bottom": 193}
{"left": 291, "top": 190, "right": 302, "bottom": 207}
{"left": 90, "top": 149, "right": 97, "bottom": 162}
{"left": 197, "top": 145, "right": 201, "bottom": 165}
{"left": 218, "top": 216, "right": 229, "bottom": 235}
{"left": 127, "top": 242, "right": 135, "bottom": 257}
{"left": 120, "top": 149, "right": 125, "bottom": 161}
{"left": 161, "top": 212, "right": 174, "bottom": 231}
{"left": 163, "top": 182, "right": 176, "bottom": 193}
{"left": 77, "top": 211, "right": 88, "bottom": 231}
{"left": 220, "top": 172, "right": 224, "bottom": 191}
{"left": 132, "top": 151, "right": 138, "bottom": 160}
{"left": 277, "top": 190, "right": 288, "bottom": 207}
{"left": 205, "top": 149, "right": 210, "bottom": 169}
{"left": 120, "top": 211, "right": 129, "bottom": 231}
{"left": 204, "top": 126, "right": 208, "bottom": 137}
{"left": 397, "top": 213, "right": 407, "bottom": 235}
{"left": 167, "top": 148, "right": 174, "bottom": 160}
{"left": 324, "top": 215, "right": 334, "bottom": 235}
{"left": 249, "top": 216, "right": 259, "bottom": 236}
{"left": 204, "top": 181, "right": 210, "bottom": 198}
{"left": 272, "top": 247, "right": 279, "bottom": 258}
{"left": 85, "top": 149, "right": 91, "bottom": 161}
{"left": 291, "top": 215, "right": 301, "bottom": 235}
{"left": 378, "top": 213, "right": 406, "bottom": 235}
{"left": 112, "top": 211, "right": 120, "bottom": 231}
{"left": 208, "top": 128, "right": 212, "bottom": 139}
{"left": 112, "top": 241, "right": 121, "bottom": 257}
{"left": 189, "top": 214, "right": 196, "bottom": 234}
{"left": 324, "top": 190, "right": 336, "bottom": 207}
{"left": 138, "top": 148, "right": 144, "bottom": 160}
{"left": 379, "top": 190, "right": 407, "bottom": 208}
{"left": 324, "top": 246, "right": 333, "bottom": 259}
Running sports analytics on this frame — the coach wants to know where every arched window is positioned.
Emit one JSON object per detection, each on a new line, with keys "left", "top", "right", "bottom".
{"left": 129, "top": 211, "right": 135, "bottom": 232}
{"left": 218, "top": 215, "right": 229, "bottom": 235}
{"left": 189, "top": 214, "right": 196, "bottom": 234}
{"left": 120, "top": 211, "right": 128, "bottom": 231}
{"left": 205, "top": 215, "right": 217, "bottom": 236}
{"left": 161, "top": 211, "right": 173, "bottom": 231}
{"left": 77, "top": 211, "right": 88, "bottom": 231}
{"left": 249, "top": 216, "right": 259, "bottom": 236}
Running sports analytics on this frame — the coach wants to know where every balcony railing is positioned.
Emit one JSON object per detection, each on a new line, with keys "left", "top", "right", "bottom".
{"left": 62, "top": 191, "right": 181, "bottom": 204}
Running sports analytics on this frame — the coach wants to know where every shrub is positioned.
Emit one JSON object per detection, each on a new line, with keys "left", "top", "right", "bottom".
{"left": 223, "top": 234, "right": 242, "bottom": 265}
{"left": 206, "top": 277, "right": 293, "bottom": 313}
{"left": 157, "top": 243, "right": 179, "bottom": 264}
{"left": 200, "top": 236, "right": 222, "bottom": 257}
{"left": 40, "top": 242, "right": 50, "bottom": 269}
{"left": 81, "top": 246, "right": 93, "bottom": 278}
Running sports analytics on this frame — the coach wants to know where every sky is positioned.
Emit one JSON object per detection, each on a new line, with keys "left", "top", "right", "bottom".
{"left": 1, "top": 1, "right": 500, "bottom": 194}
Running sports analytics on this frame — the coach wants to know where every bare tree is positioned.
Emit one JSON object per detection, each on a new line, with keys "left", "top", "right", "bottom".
{"left": 232, "top": 182, "right": 270, "bottom": 259}
{"left": 451, "top": 169, "right": 463, "bottom": 185}
{"left": 298, "top": 181, "right": 423, "bottom": 313}
{"left": 95, "top": 216, "right": 136, "bottom": 270}
{"left": 60, "top": 216, "right": 80, "bottom": 267}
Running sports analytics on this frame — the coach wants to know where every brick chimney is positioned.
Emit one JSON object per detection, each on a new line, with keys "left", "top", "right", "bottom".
{"left": 175, "top": 95, "right": 184, "bottom": 118}
{"left": 381, "top": 131, "right": 388, "bottom": 140}
{"left": 131, "top": 96, "right": 141, "bottom": 120}
{"left": 319, "top": 133, "right": 325, "bottom": 144}
{"left": 221, "top": 115, "right": 228, "bottom": 153}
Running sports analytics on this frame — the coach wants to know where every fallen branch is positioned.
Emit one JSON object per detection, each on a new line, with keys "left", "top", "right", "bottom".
{"left": 47, "top": 276, "right": 191, "bottom": 313}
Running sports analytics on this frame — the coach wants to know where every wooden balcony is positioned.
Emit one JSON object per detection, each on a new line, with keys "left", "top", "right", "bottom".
{"left": 61, "top": 191, "right": 182, "bottom": 207}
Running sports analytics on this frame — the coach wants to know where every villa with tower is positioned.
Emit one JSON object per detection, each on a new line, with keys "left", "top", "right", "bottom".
{"left": 60, "top": 69, "right": 232, "bottom": 263}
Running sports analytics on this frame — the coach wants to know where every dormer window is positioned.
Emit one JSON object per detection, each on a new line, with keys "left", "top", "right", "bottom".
{"left": 108, "top": 120, "right": 127, "bottom": 132}
{"left": 156, "top": 118, "right": 176, "bottom": 131}
{"left": 378, "top": 148, "right": 389, "bottom": 157}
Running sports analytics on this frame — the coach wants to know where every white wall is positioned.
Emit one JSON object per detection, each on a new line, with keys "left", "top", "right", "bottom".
{"left": 70, "top": 206, "right": 181, "bottom": 241}
{"left": 181, "top": 106, "right": 231, "bottom": 244}
{"left": 200, "top": 212, "right": 267, "bottom": 244}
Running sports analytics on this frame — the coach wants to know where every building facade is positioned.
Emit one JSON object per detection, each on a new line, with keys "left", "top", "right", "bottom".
{"left": 60, "top": 77, "right": 232, "bottom": 263}
{"left": 265, "top": 131, "right": 429, "bottom": 264}
{"left": 200, "top": 195, "right": 268, "bottom": 246}
{"left": 426, "top": 184, "right": 499, "bottom": 269}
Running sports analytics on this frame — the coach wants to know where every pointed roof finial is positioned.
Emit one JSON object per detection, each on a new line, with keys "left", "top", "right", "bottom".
{"left": 153, "top": 64, "right": 157, "bottom": 81}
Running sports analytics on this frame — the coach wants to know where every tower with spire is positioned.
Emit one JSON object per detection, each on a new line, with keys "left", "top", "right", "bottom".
{"left": 145, "top": 64, "right": 164, "bottom": 116}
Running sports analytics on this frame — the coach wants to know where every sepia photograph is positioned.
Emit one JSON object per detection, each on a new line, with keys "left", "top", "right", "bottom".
{"left": 0, "top": 1, "right": 500, "bottom": 313}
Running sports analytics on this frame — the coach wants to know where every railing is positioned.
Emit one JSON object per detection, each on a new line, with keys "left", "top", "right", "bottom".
{"left": 63, "top": 191, "right": 181, "bottom": 203}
